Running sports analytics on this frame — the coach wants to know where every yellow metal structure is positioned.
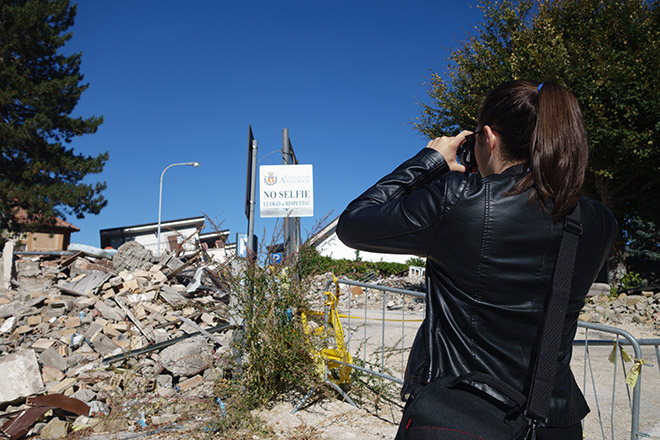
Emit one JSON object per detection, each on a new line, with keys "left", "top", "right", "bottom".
{"left": 302, "top": 275, "right": 353, "bottom": 384}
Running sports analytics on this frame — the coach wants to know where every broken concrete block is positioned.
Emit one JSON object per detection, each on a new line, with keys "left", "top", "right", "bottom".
{"left": 74, "top": 296, "right": 97, "bottom": 308}
{"left": 45, "top": 298, "right": 73, "bottom": 312}
{"left": 151, "top": 270, "right": 167, "bottom": 283}
{"left": 57, "top": 270, "right": 109, "bottom": 296}
{"left": 0, "top": 316, "right": 16, "bottom": 334}
{"left": 159, "top": 285, "right": 187, "bottom": 307}
{"left": 94, "top": 301, "right": 125, "bottom": 322}
{"left": 46, "top": 377, "right": 76, "bottom": 395}
{"left": 158, "top": 337, "right": 212, "bottom": 377}
{"left": 84, "top": 322, "right": 104, "bottom": 340}
{"left": 200, "top": 312, "right": 215, "bottom": 325}
{"left": 157, "top": 374, "right": 173, "bottom": 388}
{"left": 0, "top": 349, "right": 45, "bottom": 403}
{"left": 122, "top": 278, "right": 140, "bottom": 292}
{"left": 39, "top": 347, "right": 67, "bottom": 372}
{"left": 89, "top": 332, "right": 120, "bottom": 355}
{"left": 14, "top": 324, "right": 31, "bottom": 335}
{"left": 151, "top": 414, "right": 179, "bottom": 425}
{"left": 71, "top": 388, "right": 96, "bottom": 403}
{"left": 27, "top": 315, "right": 42, "bottom": 326}
{"left": 178, "top": 374, "right": 203, "bottom": 391}
{"left": 32, "top": 338, "right": 55, "bottom": 351}
{"left": 64, "top": 317, "right": 81, "bottom": 328}
{"left": 113, "top": 241, "right": 153, "bottom": 273}
{"left": 2, "top": 241, "right": 14, "bottom": 290}
{"left": 16, "top": 260, "right": 41, "bottom": 278}
{"left": 153, "top": 328, "right": 169, "bottom": 344}
{"left": 39, "top": 417, "right": 68, "bottom": 439}
{"left": 42, "top": 365, "right": 66, "bottom": 383}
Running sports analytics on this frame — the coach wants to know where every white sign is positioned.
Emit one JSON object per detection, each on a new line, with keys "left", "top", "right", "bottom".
{"left": 259, "top": 164, "right": 314, "bottom": 218}
{"left": 236, "top": 233, "right": 247, "bottom": 258}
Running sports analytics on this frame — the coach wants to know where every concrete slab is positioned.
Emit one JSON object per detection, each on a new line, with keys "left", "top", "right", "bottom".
{"left": 0, "top": 349, "right": 45, "bottom": 403}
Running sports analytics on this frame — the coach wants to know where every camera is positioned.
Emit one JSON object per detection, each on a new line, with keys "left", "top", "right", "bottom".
{"left": 457, "top": 132, "right": 478, "bottom": 174}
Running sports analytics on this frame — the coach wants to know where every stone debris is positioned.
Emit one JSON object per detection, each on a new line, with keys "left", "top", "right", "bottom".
{"left": 581, "top": 290, "right": 660, "bottom": 330}
{"left": 0, "top": 241, "right": 237, "bottom": 439}
{"left": 0, "top": 349, "right": 45, "bottom": 403}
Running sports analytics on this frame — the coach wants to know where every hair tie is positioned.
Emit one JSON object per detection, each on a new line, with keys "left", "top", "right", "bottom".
{"left": 537, "top": 83, "right": 544, "bottom": 92}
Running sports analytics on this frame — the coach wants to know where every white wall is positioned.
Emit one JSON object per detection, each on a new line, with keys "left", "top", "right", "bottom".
{"left": 316, "top": 233, "right": 420, "bottom": 264}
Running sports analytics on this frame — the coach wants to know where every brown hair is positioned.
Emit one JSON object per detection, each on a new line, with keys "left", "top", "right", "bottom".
{"left": 477, "top": 80, "right": 588, "bottom": 221}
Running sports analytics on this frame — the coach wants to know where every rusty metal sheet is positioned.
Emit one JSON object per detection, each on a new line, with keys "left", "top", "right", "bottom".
{"left": 1, "top": 395, "right": 89, "bottom": 440}
{"left": 1, "top": 406, "right": 53, "bottom": 440}
{"left": 26, "top": 394, "right": 90, "bottom": 416}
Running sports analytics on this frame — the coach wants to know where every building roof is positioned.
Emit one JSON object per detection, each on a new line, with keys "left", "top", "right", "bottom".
{"left": 307, "top": 216, "right": 339, "bottom": 248}
{"left": 13, "top": 209, "right": 80, "bottom": 232}
{"left": 99, "top": 216, "right": 206, "bottom": 236}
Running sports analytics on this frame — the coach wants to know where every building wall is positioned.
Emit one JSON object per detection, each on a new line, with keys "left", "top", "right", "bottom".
{"left": 316, "top": 233, "right": 419, "bottom": 264}
{"left": 27, "top": 231, "right": 68, "bottom": 251}
{"left": 105, "top": 226, "right": 201, "bottom": 255}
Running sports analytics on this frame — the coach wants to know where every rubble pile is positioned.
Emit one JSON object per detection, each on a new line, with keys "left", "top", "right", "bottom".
{"left": 0, "top": 242, "right": 237, "bottom": 439}
{"left": 581, "top": 290, "right": 660, "bottom": 331}
{"left": 307, "top": 272, "right": 426, "bottom": 313}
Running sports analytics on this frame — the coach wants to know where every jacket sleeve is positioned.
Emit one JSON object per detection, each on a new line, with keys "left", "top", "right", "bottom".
{"left": 336, "top": 148, "right": 451, "bottom": 257}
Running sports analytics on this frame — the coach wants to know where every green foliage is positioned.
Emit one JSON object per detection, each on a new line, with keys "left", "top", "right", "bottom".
{"left": 299, "top": 245, "right": 408, "bottom": 279}
{"left": 224, "top": 257, "right": 323, "bottom": 409}
{"left": 624, "top": 216, "right": 660, "bottom": 261}
{"left": 610, "top": 270, "right": 646, "bottom": 297}
{"left": 0, "top": 0, "right": 108, "bottom": 231}
{"left": 405, "top": 257, "right": 426, "bottom": 267}
{"left": 415, "top": 0, "right": 660, "bottom": 228}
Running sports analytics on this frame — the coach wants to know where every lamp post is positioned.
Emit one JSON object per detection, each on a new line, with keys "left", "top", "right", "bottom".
{"left": 157, "top": 161, "right": 201, "bottom": 256}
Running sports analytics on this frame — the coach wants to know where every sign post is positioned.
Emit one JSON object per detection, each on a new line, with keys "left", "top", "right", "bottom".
{"left": 245, "top": 126, "right": 258, "bottom": 259}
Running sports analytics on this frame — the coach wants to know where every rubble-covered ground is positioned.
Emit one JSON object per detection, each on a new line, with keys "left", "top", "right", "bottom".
{"left": 1, "top": 243, "right": 659, "bottom": 439}
{"left": 1, "top": 242, "right": 239, "bottom": 439}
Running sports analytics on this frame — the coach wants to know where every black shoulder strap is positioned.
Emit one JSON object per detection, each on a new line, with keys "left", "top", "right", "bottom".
{"left": 526, "top": 203, "right": 583, "bottom": 424}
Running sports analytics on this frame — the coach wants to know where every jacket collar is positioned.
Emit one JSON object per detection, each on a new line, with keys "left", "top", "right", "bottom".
{"left": 500, "top": 163, "right": 530, "bottom": 177}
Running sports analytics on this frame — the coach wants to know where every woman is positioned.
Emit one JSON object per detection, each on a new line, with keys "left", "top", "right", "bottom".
{"left": 336, "top": 80, "right": 617, "bottom": 439}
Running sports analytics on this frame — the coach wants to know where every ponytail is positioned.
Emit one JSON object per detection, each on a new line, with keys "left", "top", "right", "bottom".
{"left": 478, "top": 80, "right": 588, "bottom": 222}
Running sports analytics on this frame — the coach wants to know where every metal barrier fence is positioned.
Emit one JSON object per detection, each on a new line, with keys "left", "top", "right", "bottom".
{"left": 318, "top": 277, "right": 660, "bottom": 440}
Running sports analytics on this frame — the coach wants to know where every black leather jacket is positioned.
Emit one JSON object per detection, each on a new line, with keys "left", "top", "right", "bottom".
{"left": 336, "top": 148, "right": 618, "bottom": 426}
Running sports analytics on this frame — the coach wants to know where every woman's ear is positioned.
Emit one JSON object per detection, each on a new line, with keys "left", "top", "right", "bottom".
{"left": 482, "top": 125, "right": 500, "bottom": 154}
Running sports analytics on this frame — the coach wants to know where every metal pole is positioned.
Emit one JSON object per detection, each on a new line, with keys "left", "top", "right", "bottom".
{"left": 157, "top": 162, "right": 200, "bottom": 256}
{"left": 247, "top": 139, "right": 258, "bottom": 258}
{"left": 282, "top": 128, "right": 291, "bottom": 257}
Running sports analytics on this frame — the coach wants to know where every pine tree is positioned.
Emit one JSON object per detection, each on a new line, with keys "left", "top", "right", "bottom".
{"left": 0, "top": 0, "right": 108, "bottom": 232}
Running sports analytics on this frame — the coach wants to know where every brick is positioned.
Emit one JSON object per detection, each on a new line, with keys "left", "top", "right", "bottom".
{"left": 178, "top": 374, "right": 203, "bottom": 391}
{"left": 42, "top": 365, "right": 65, "bottom": 383}
{"left": 65, "top": 317, "right": 81, "bottom": 328}
{"left": 47, "top": 377, "right": 76, "bottom": 394}
{"left": 32, "top": 338, "right": 55, "bottom": 351}
{"left": 27, "top": 315, "right": 43, "bottom": 326}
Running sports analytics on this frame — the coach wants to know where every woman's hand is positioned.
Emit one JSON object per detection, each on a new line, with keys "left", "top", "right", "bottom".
{"left": 425, "top": 130, "right": 472, "bottom": 173}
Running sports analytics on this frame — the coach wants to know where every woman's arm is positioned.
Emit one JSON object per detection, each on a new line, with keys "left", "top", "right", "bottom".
{"left": 337, "top": 133, "right": 470, "bottom": 256}
{"left": 336, "top": 148, "right": 452, "bottom": 257}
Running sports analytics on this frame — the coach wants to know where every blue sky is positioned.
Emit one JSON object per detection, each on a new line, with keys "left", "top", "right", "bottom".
{"left": 66, "top": 1, "right": 483, "bottom": 248}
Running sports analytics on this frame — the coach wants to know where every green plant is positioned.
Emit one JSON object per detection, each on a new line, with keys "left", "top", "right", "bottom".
{"left": 405, "top": 257, "right": 426, "bottom": 267}
{"left": 227, "top": 261, "right": 322, "bottom": 407}
{"left": 299, "top": 245, "right": 408, "bottom": 279}
{"left": 610, "top": 270, "right": 646, "bottom": 297}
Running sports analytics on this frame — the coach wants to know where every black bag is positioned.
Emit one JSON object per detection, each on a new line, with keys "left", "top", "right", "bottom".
{"left": 395, "top": 207, "right": 583, "bottom": 440}
{"left": 395, "top": 372, "right": 531, "bottom": 440}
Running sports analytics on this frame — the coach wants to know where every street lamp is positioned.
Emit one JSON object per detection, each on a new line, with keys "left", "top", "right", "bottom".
{"left": 157, "top": 161, "right": 201, "bottom": 256}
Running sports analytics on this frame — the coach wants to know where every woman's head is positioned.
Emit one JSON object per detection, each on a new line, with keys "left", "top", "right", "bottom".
{"left": 476, "top": 80, "right": 588, "bottom": 221}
